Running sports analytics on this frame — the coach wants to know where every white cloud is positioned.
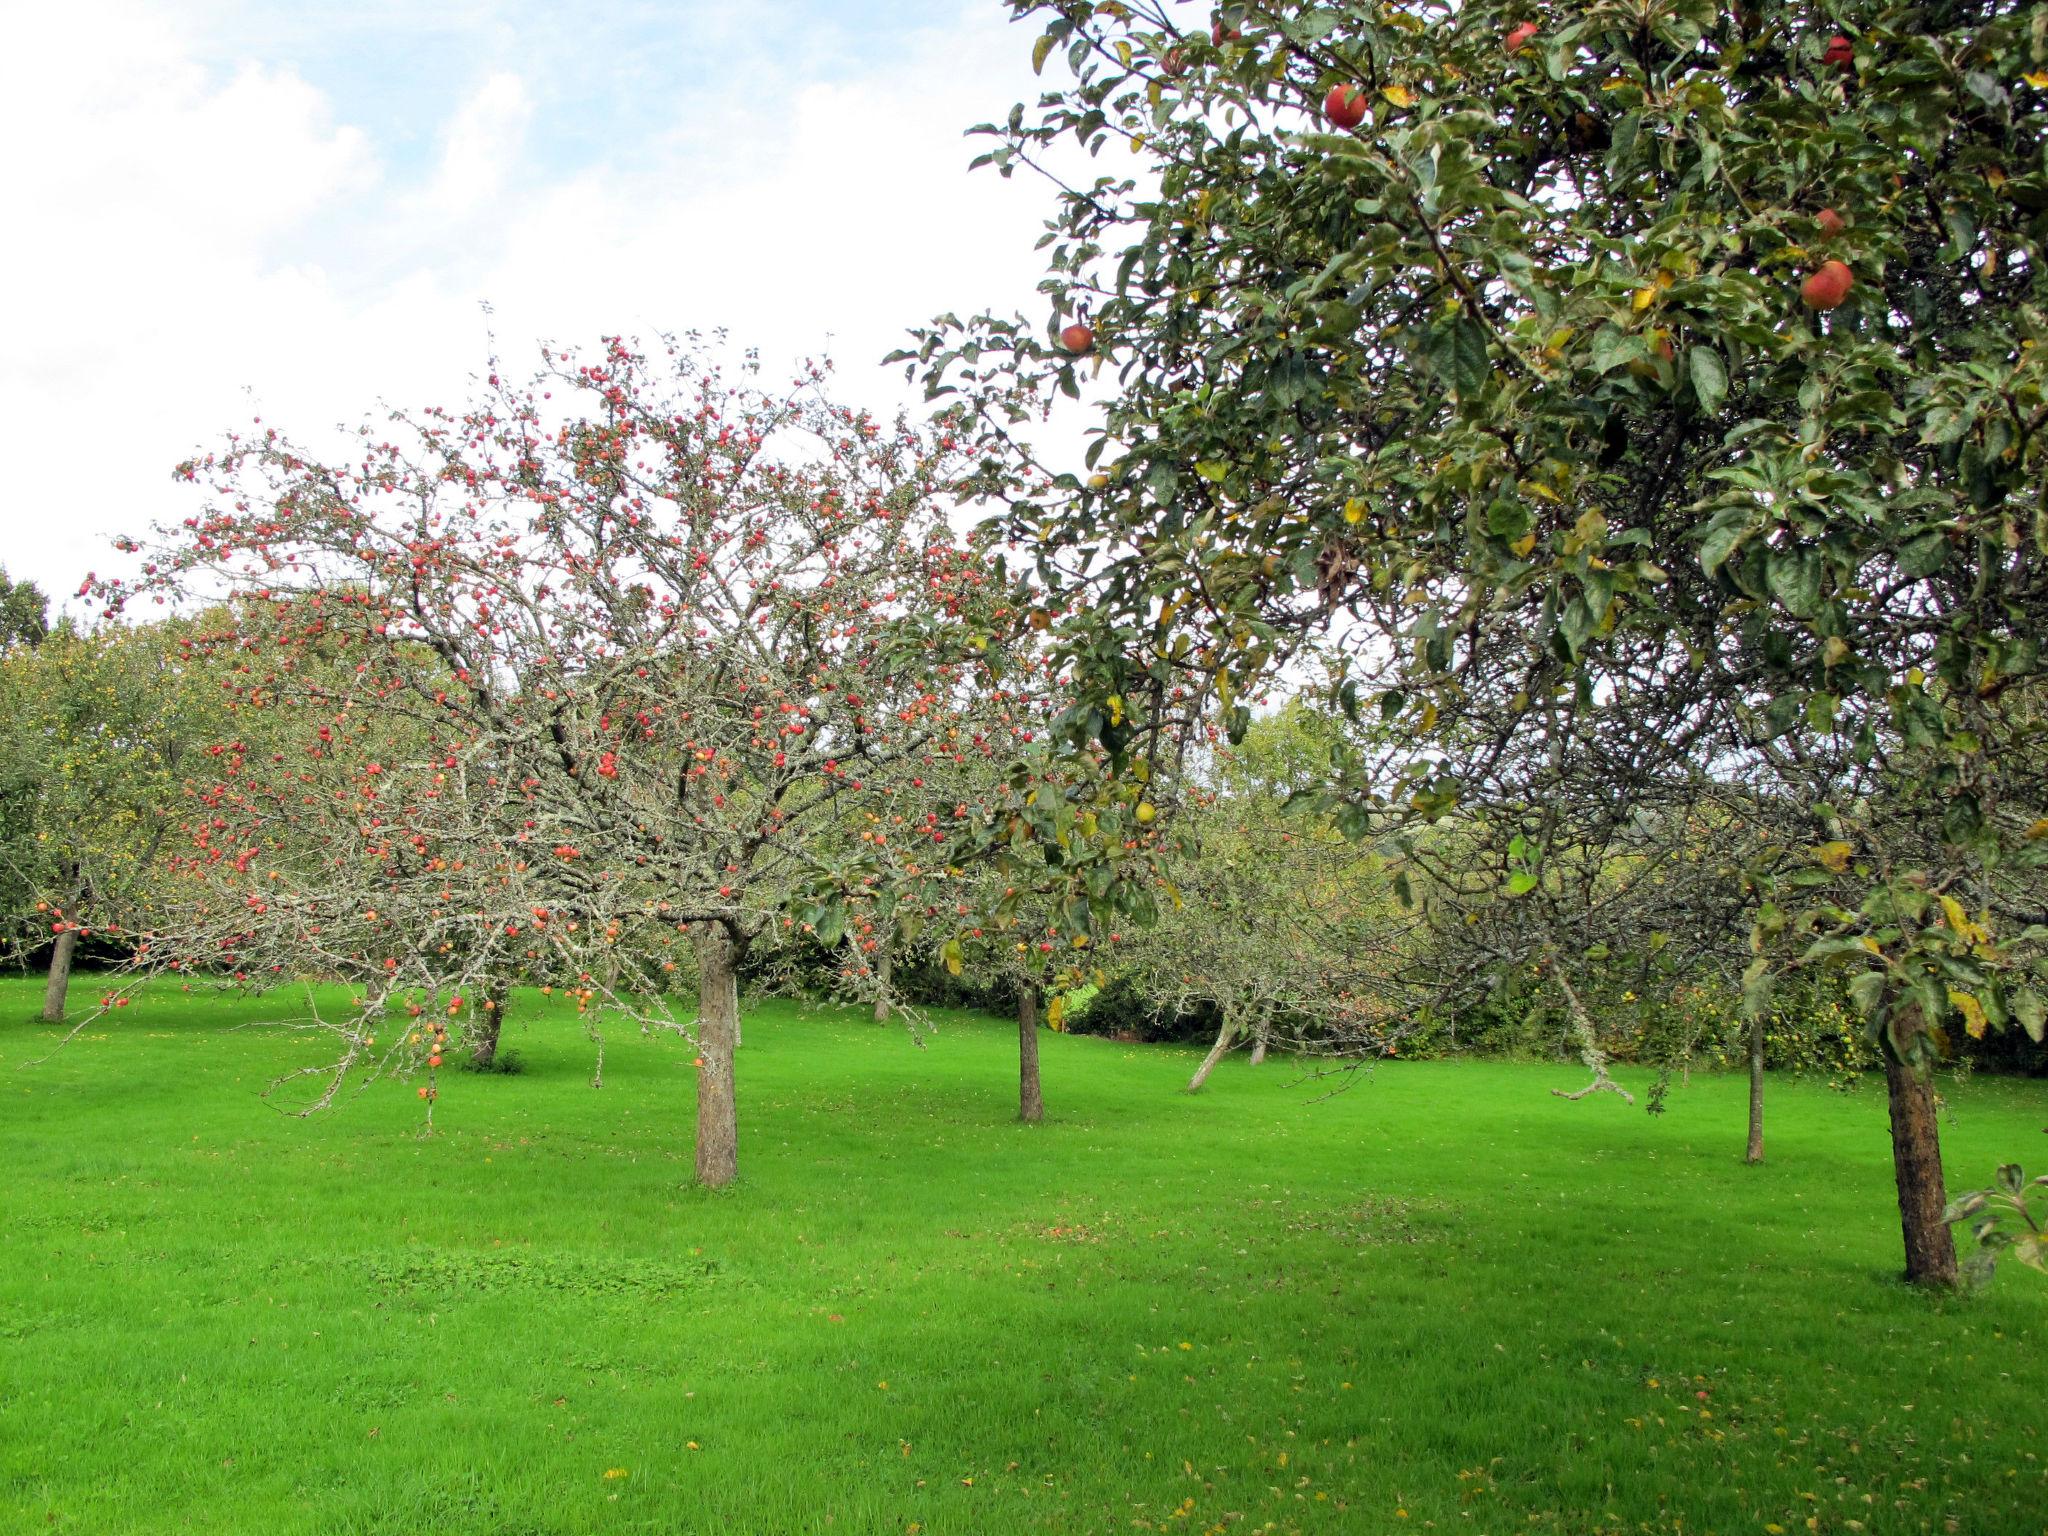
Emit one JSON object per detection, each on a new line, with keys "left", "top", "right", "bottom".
{"left": 423, "top": 71, "right": 531, "bottom": 215}
{"left": 0, "top": 0, "right": 1064, "bottom": 611}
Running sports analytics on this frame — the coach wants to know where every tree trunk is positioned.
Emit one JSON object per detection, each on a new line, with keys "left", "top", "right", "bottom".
{"left": 873, "top": 947, "right": 893, "bottom": 1025}
{"left": 1744, "top": 1012, "right": 1765, "bottom": 1165}
{"left": 41, "top": 926, "right": 78, "bottom": 1024}
{"left": 1248, "top": 1033, "right": 1268, "bottom": 1067}
{"left": 1187, "top": 1015, "right": 1237, "bottom": 1093}
{"left": 1884, "top": 1053, "right": 1958, "bottom": 1287}
{"left": 1017, "top": 982, "right": 1044, "bottom": 1123}
{"left": 694, "top": 928, "right": 742, "bottom": 1187}
{"left": 471, "top": 988, "right": 506, "bottom": 1070}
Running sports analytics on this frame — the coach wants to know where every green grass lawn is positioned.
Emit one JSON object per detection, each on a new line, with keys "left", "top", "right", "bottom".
{"left": 2, "top": 979, "right": 2044, "bottom": 1536}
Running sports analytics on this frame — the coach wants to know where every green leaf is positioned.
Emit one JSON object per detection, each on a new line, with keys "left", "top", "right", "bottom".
{"left": 1898, "top": 529, "right": 1948, "bottom": 578}
{"left": 1687, "top": 346, "right": 1727, "bottom": 416}
{"left": 1699, "top": 517, "right": 1749, "bottom": 576}
{"left": 1507, "top": 870, "right": 1538, "bottom": 896}
{"left": 1847, "top": 969, "right": 1887, "bottom": 1014}
{"left": 2013, "top": 988, "right": 2045, "bottom": 1043}
{"left": 1487, "top": 499, "right": 1531, "bottom": 539}
{"left": 1942, "top": 791, "right": 1984, "bottom": 845}
{"left": 1765, "top": 546, "right": 1822, "bottom": 618}
{"left": 1146, "top": 459, "right": 1179, "bottom": 507}
{"left": 1557, "top": 596, "right": 1594, "bottom": 659}
{"left": 814, "top": 899, "right": 847, "bottom": 949}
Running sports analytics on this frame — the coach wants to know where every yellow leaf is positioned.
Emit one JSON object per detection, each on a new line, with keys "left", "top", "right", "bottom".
{"left": 2026, "top": 818, "right": 2048, "bottom": 841}
{"left": 1382, "top": 84, "right": 1414, "bottom": 108}
{"left": 2024, "top": 71, "right": 2048, "bottom": 88}
{"left": 1813, "top": 841, "right": 1852, "bottom": 873}
{"left": 1510, "top": 533, "right": 1537, "bottom": 558}
{"left": 1633, "top": 286, "right": 1659, "bottom": 312}
{"left": 1937, "top": 894, "right": 1989, "bottom": 945}
{"left": 1343, "top": 497, "right": 1367, "bottom": 525}
{"left": 1948, "top": 988, "right": 1989, "bottom": 1040}
{"left": 603, "top": 1468, "right": 629, "bottom": 1480}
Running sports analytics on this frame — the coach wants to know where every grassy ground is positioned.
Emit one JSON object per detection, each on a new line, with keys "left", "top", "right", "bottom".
{"left": 1, "top": 979, "right": 2044, "bottom": 1536}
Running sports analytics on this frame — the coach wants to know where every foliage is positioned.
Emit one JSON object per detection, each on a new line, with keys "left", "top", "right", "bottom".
{"left": 1115, "top": 708, "right": 1409, "bottom": 1071}
{"left": 0, "top": 618, "right": 210, "bottom": 977}
{"left": 1946, "top": 1162, "right": 2048, "bottom": 1283}
{"left": 0, "top": 566, "right": 48, "bottom": 651}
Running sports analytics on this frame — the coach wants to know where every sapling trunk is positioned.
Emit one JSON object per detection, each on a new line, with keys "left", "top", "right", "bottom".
{"left": 1744, "top": 1013, "right": 1765, "bottom": 1165}
{"left": 1017, "top": 982, "right": 1044, "bottom": 1123}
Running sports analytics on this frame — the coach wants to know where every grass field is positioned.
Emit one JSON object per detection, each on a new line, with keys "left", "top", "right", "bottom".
{"left": 2, "top": 978, "right": 2044, "bottom": 1535}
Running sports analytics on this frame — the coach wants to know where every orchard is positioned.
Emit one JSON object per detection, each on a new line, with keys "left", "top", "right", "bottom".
{"left": 4, "top": 4, "right": 2047, "bottom": 1532}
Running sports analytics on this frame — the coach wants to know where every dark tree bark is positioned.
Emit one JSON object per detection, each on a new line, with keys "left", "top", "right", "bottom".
{"left": 1744, "top": 1013, "right": 1765, "bottom": 1165}
{"left": 1017, "top": 981, "right": 1044, "bottom": 1123}
{"left": 1884, "top": 1053, "right": 1958, "bottom": 1288}
{"left": 41, "top": 926, "right": 78, "bottom": 1024}
{"left": 694, "top": 927, "right": 743, "bottom": 1187}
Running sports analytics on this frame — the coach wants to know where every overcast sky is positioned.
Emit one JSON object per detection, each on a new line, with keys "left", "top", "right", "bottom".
{"left": 0, "top": 0, "right": 1069, "bottom": 613}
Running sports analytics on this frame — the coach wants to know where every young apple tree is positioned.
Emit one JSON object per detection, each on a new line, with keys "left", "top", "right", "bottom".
{"left": 0, "top": 616, "right": 208, "bottom": 1022}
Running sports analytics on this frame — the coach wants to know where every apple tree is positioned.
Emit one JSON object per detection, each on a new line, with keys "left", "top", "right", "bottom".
{"left": 95, "top": 336, "right": 1013, "bottom": 1186}
{"left": 0, "top": 615, "right": 208, "bottom": 1022}
{"left": 902, "top": 0, "right": 2048, "bottom": 1284}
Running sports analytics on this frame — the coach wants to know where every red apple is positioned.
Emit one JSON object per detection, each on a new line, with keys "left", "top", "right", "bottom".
{"left": 1323, "top": 84, "right": 1367, "bottom": 129}
{"left": 1059, "top": 322, "right": 1095, "bottom": 356}
{"left": 1211, "top": 17, "right": 1240, "bottom": 44}
{"left": 1801, "top": 260, "right": 1854, "bottom": 310}
{"left": 1816, "top": 207, "right": 1846, "bottom": 239}
{"left": 1822, "top": 34, "right": 1853, "bottom": 70}
{"left": 1506, "top": 22, "right": 1539, "bottom": 54}
{"left": 1162, "top": 46, "right": 1187, "bottom": 78}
